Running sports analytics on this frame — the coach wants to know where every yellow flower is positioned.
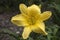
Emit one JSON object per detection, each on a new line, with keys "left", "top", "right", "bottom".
{"left": 11, "top": 4, "right": 52, "bottom": 39}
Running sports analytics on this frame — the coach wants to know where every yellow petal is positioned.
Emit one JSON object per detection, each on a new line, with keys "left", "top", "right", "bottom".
{"left": 22, "top": 27, "right": 32, "bottom": 39}
{"left": 11, "top": 14, "right": 29, "bottom": 26}
{"left": 28, "top": 4, "right": 41, "bottom": 16}
{"left": 19, "top": 4, "right": 28, "bottom": 15}
{"left": 40, "top": 11, "right": 52, "bottom": 21}
{"left": 33, "top": 21, "right": 47, "bottom": 35}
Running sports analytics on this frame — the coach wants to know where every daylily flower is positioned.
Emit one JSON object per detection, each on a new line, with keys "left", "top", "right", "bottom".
{"left": 11, "top": 4, "right": 52, "bottom": 39}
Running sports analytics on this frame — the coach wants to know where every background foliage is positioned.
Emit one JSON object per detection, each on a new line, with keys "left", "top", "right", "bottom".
{"left": 0, "top": 0, "right": 60, "bottom": 40}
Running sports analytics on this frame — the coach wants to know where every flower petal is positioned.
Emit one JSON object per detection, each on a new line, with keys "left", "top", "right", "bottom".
{"left": 19, "top": 4, "right": 28, "bottom": 15}
{"left": 40, "top": 11, "right": 52, "bottom": 21}
{"left": 33, "top": 21, "right": 47, "bottom": 35}
{"left": 22, "top": 27, "right": 32, "bottom": 39}
{"left": 11, "top": 14, "right": 29, "bottom": 26}
{"left": 28, "top": 4, "right": 41, "bottom": 15}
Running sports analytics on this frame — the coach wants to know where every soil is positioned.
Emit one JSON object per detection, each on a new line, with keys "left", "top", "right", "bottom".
{"left": 0, "top": 11, "right": 23, "bottom": 40}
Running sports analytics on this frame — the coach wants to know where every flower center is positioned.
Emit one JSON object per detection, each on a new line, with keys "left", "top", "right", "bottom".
{"left": 27, "top": 15, "right": 37, "bottom": 25}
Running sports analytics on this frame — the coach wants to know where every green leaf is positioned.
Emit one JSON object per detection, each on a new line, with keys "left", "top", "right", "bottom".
{"left": 54, "top": 4, "right": 60, "bottom": 12}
